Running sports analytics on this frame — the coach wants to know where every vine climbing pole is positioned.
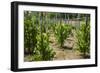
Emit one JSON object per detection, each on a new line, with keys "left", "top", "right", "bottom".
{"left": 77, "top": 14, "right": 80, "bottom": 28}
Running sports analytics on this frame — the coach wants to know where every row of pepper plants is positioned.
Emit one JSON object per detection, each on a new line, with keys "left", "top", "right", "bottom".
{"left": 24, "top": 11, "right": 90, "bottom": 61}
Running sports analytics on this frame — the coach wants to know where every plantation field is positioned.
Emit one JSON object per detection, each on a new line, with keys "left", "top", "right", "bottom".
{"left": 24, "top": 11, "right": 90, "bottom": 62}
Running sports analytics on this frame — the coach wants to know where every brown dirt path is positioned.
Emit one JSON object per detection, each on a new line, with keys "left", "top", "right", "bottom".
{"left": 49, "top": 30, "right": 83, "bottom": 60}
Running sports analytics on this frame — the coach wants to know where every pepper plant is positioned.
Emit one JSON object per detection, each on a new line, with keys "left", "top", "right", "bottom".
{"left": 24, "top": 12, "right": 38, "bottom": 55}
{"left": 54, "top": 23, "right": 72, "bottom": 47}
{"left": 76, "top": 23, "right": 90, "bottom": 58}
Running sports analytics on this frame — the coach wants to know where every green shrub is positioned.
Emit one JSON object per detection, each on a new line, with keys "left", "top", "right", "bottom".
{"left": 32, "top": 33, "right": 55, "bottom": 61}
{"left": 24, "top": 16, "right": 38, "bottom": 55}
{"left": 55, "top": 24, "right": 72, "bottom": 47}
{"left": 76, "top": 23, "right": 90, "bottom": 58}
